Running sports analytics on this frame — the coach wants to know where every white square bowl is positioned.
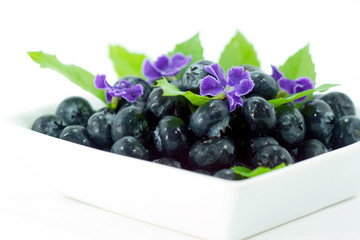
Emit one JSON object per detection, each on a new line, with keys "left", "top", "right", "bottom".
{"left": 2, "top": 101, "right": 360, "bottom": 240}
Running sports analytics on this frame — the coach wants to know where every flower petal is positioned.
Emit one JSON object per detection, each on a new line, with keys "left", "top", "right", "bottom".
{"left": 295, "top": 77, "right": 314, "bottom": 91}
{"left": 94, "top": 74, "right": 107, "bottom": 89}
{"left": 115, "top": 80, "right": 132, "bottom": 89}
{"left": 169, "top": 53, "right": 192, "bottom": 70}
{"left": 227, "top": 66, "right": 250, "bottom": 86}
{"left": 119, "top": 84, "right": 144, "bottom": 103}
{"left": 271, "top": 65, "right": 284, "bottom": 81}
{"left": 278, "top": 78, "right": 297, "bottom": 95}
{"left": 105, "top": 92, "right": 113, "bottom": 103}
{"left": 200, "top": 75, "right": 224, "bottom": 96}
{"left": 225, "top": 91, "right": 243, "bottom": 112}
{"left": 153, "top": 55, "right": 170, "bottom": 72}
{"left": 205, "top": 63, "right": 227, "bottom": 87}
{"left": 142, "top": 59, "right": 162, "bottom": 83}
{"left": 236, "top": 78, "right": 254, "bottom": 96}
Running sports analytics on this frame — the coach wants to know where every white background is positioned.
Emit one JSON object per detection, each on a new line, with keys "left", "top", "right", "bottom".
{"left": 1, "top": 0, "right": 360, "bottom": 239}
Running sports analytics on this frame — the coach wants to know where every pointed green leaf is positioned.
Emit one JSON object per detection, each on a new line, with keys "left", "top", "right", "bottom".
{"left": 279, "top": 44, "right": 316, "bottom": 84}
{"left": 27, "top": 51, "right": 108, "bottom": 105}
{"left": 109, "top": 45, "right": 146, "bottom": 78}
{"left": 232, "top": 163, "right": 287, "bottom": 178}
{"left": 219, "top": 31, "right": 260, "bottom": 71}
{"left": 269, "top": 84, "right": 340, "bottom": 108}
{"left": 155, "top": 78, "right": 220, "bottom": 106}
{"left": 169, "top": 33, "right": 204, "bottom": 79}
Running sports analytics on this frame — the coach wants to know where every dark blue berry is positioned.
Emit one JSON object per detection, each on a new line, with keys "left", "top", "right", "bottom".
{"left": 152, "top": 158, "right": 182, "bottom": 168}
{"left": 320, "top": 92, "right": 355, "bottom": 119}
{"left": 274, "top": 105, "right": 306, "bottom": 149}
{"left": 241, "top": 64, "right": 262, "bottom": 72}
{"left": 190, "top": 100, "right": 230, "bottom": 138}
{"left": 188, "top": 137, "right": 236, "bottom": 171}
{"left": 56, "top": 96, "right": 93, "bottom": 126}
{"left": 247, "top": 136, "right": 279, "bottom": 161}
{"left": 330, "top": 116, "right": 360, "bottom": 149}
{"left": 246, "top": 71, "right": 278, "bottom": 100}
{"left": 300, "top": 100, "right": 335, "bottom": 145}
{"left": 60, "top": 125, "right": 94, "bottom": 147}
{"left": 213, "top": 168, "right": 242, "bottom": 180}
{"left": 192, "top": 169, "right": 212, "bottom": 175}
{"left": 111, "top": 136, "right": 149, "bottom": 160}
{"left": 87, "top": 109, "right": 116, "bottom": 147}
{"left": 154, "top": 116, "right": 189, "bottom": 160}
{"left": 182, "top": 60, "right": 214, "bottom": 93}
{"left": 111, "top": 105, "right": 149, "bottom": 143}
{"left": 32, "top": 114, "right": 67, "bottom": 138}
{"left": 297, "top": 139, "right": 328, "bottom": 161}
{"left": 251, "top": 145, "right": 294, "bottom": 168}
{"left": 243, "top": 97, "right": 277, "bottom": 134}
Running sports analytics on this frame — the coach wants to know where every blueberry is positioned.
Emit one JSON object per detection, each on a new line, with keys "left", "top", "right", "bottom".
{"left": 320, "top": 92, "right": 355, "bottom": 119}
{"left": 56, "top": 96, "right": 93, "bottom": 126}
{"left": 190, "top": 100, "right": 230, "bottom": 138}
{"left": 192, "top": 169, "right": 212, "bottom": 175}
{"left": 154, "top": 116, "right": 189, "bottom": 160}
{"left": 60, "top": 125, "right": 94, "bottom": 147}
{"left": 243, "top": 97, "right": 277, "bottom": 134}
{"left": 274, "top": 105, "right": 306, "bottom": 149}
{"left": 188, "top": 137, "right": 236, "bottom": 171}
{"left": 330, "top": 116, "right": 360, "bottom": 149}
{"left": 111, "top": 105, "right": 149, "bottom": 143}
{"left": 111, "top": 136, "right": 149, "bottom": 160}
{"left": 116, "top": 76, "right": 152, "bottom": 103}
{"left": 297, "top": 139, "right": 328, "bottom": 161}
{"left": 152, "top": 158, "right": 182, "bottom": 168}
{"left": 146, "top": 88, "right": 189, "bottom": 121}
{"left": 241, "top": 64, "right": 262, "bottom": 72}
{"left": 32, "top": 114, "right": 67, "bottom": 138}
{"left": 246, "top": 71, "right": 278, "bottom": 100}
{"left": 300, "top": 99, "right": 335, "bottom": 145}
{"left": 170, "top": 79, "right": 184, "bottom": 90}
{"left": 213, "top": 168, "right": 242, "bottom": 180}
{"left": 87, "top": 109, "right": 116, "bottom": 147}
{"left": 182, "top": 60, "right": 214, "bottom": 93}
{"left": 247, "top": 136, "right": 279, "bottom": 161}
{"left": 251, "top": 145, "right": 294, "bottom": 168}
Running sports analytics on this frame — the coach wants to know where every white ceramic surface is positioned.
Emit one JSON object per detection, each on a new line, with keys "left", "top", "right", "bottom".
{"left": 2, "top": 103, "right": 360, "bottom": 240}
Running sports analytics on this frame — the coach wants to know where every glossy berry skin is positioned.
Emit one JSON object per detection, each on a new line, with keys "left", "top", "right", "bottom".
{"left": 213, "top": 169, "right": 242, "bottom": 180}
{"left": 154, "top": 116, "right": 189, "bottom": 160}
{"left": 152, "top": 158, "right": 182, "bottom": 168}
{"left": 87, "top": 109, "right": 116, "bottom": 147}
{"left": 146, "top": 88, "right": 189, "bottom": 121}
{"left": 274, "top": 105, "right": 306, "bottom": 149}
{"left": 251, "top": 145, "right": 294, "bottom": 168}
{"left": 241, "top": 64, "right": 262, "bottom": 72}
{"left": 182, "top": 60, "right": 214, "bottom": 93}
{"left": 116, "top": 76, "right": 152, "bottom": 103}
{"left": 297, "top": 139, "right": 328, "bottom": 161}
{"left": 246, "top": 71, "right": 278, "bottom": 100}
{"left": 320, "top": 92, "right": 355, "bottom": 119}
{"left": 330, "top": 116, "right": 360, "bottom": 149}
{"left": 32, "top": 114, "right": 67, "bottom": 138}
{"left": 247, "top": 136, "right": 279, "bottom": 161}
{"left": 188, "top": 137, "right": 236, "bottom": 171}
{"left": 300, "top": 100, "right": 335, "bottom": 144}
{"left": 190, "top": 100, "right": 230, "bottom": 138}
{"left": 111, "top": 105, "right": 149, "bottom": 143}
{"left": 192, "top": 169, "right": 212, "bottom": 175}
{"left": 60, "top": 125, "right": 93, "bottom": 147}
{"left": 111, "top": 136, "right": 149, "bottom": 160}
{"left": 243, "top": 97, "right": 277, "bottom": 134}
{"left": 56, "top": 96, "right": 93, "bottom": 126}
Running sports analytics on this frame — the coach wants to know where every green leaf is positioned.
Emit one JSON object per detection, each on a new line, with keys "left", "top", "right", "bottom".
{"left": 279, "top": 44, "right": 316, "bottom": 84}
{"left": 169, "top": 33, "right": 204, "bottom": 79}
{"left": 232, "top": 163, "right": 287, "bottom": 178}
{"left": 155, "top": 78, "right": 220, "bottom": 106}
{"left": 109, "top": 45, "right": 146, "bottom": 78}
{"left": 27, "top": 51, "right": 108, "bottom": 105}
{"left": 269, "top": 84, "right": 340, "bottom": 108}
{"left": 219, "top": 31, "right": 260, "bottom": 71}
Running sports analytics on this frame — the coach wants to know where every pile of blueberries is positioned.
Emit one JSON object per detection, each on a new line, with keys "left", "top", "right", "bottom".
{"left": 32, "top": 61, "right": 360, "bottom": 180}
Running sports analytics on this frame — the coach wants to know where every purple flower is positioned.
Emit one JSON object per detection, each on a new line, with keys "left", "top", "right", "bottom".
{"left": 94, "top": 74, "right": 143, "bottom": 103}
{"left": 142, "top": 53, "right": 192, "bottom": 83}
{"left": 271, "top": 65, "right": 314, "bottom": 103}
{"left": 200, "top": 63, "right": 254, "bottom": 112}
